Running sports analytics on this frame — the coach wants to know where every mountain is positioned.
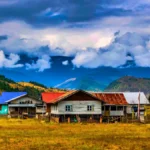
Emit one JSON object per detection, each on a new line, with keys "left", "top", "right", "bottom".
{"left": 0, "top": 75, "right": 65, "bottom": 99}
{"left": 55, "top": 77, "right": 104, "bottom": 91}
{"left": 104, "top": 76, "right": 150, "bottom": 94}
{"left": 1, "top": 55, "right": 150, "bottom": 90}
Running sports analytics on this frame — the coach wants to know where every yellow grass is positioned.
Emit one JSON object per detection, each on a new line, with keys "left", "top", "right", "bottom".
{"left": 0, "top": 119, "right": 150, "bottom": 150}
{"left": 18, "top": 82, "right": 46, "bottom": 91}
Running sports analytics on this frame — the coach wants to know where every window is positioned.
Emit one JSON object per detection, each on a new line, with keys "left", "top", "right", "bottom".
{"left": 117, "top": 106, "right": 123, "bottom": 111}
{"left": 87, "top": 105, "right": 94, "bottom": 111}
{"left": 65, "top": 105, "right": 72, "bottom": 112}
{"left": 102, "top": 106, "right": 104, "bottom": 111}
{"left": 111, "top": 106, "right": 116, "bottom": 111}
{"left": 105, "top": 106, "right": 109, "bottom": 111}
{"left": 0, "top": 105, "right": 2, "bottom": 110}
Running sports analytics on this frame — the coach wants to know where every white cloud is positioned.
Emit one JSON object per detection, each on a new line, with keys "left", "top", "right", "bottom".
{"left": 72, "top": 45, "right": 127, "bottom": 68}
{"left": 0, "top": 21, "right": 114, "bottom": 56}
{"left": 1, "top": 21, "right": 150, "bottom": 69}
{"left": 0, "top": 50, "right": 23, "bottom": 68}
{"left": 72, "top": 32, "right": 150, "bottom": 68}
{"left": 62, "top": 60, "right": 69, "bottom": 65}
{"left": 135, "top": 53, "right": 150, "bottom": 67}
{"left": 26, "top": 55, "right": 51, "bottom": 72}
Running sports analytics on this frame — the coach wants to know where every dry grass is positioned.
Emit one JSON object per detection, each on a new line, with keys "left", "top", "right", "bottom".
{"left": 0, "top": 119, "right": 150, "bottom": 150}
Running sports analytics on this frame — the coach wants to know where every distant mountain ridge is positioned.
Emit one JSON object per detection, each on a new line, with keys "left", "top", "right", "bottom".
{"left": 55, "top": 77, "right": 104, "bottom": 91}
{"left": 1, "top": 74, "right": 150, "bottom": 97}
{"left": 0, "top": 75, "right": 65, "bottom": 99}
{"left": 104, "top": 76, "right": 150, "bottom": 94}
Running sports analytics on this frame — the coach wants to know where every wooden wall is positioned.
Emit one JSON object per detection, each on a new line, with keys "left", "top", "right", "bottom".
{"left": 51, "top": 100, "right": 102, "bottom": 115}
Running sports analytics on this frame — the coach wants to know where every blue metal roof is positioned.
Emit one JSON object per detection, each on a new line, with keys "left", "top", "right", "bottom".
{"left": 0, "top": 92, "right": 27, "bottom": 104}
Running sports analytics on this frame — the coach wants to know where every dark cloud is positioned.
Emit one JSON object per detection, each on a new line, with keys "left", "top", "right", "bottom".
{"left": 0, "top": 0, "right": 141, "bottom": 28}
{"left": 114, "top": 31, "right": 120, "bottom": 36}
{"left": 0, "top": 35, "right": 8, "bottom": 41}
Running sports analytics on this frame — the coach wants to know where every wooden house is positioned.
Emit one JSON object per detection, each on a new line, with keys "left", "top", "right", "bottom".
{"left": 123, "top": 92, "right": 149, "bottom": 121}
{"left": 0, "top": 92, "right": 44, "bottom": 118}
{"left": 42, "top": 90, "right": 150, "bottom": 123}
{"left": 93, "top": 93, "right": 128, "bottom": 116}
{"left": 93, "top": 92, "right": 149, "bottom": 122}
{"left": 42, "top": 90, "right": 104, "bottom": 123}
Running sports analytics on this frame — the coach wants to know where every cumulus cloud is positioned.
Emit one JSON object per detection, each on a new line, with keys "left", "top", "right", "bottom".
{"left": 0, "top": 21, "right": 114, "bottom": 56}
{"left": 26, "top": 55, "right": 51, "bottom": 72}
{"left": 72, "top": 32, "right": 150, "bottom": 68}
{"left": 62, "top": 60, "right": 69, "bottom": 65}
{"left": 135, "top": 53, "right": 150, "bottom": 67}
{"left": 0, "top": 50, "right": 23, "bottom": 68}
{"left": 72, "top": 45, "right": 127, "bottom": 68}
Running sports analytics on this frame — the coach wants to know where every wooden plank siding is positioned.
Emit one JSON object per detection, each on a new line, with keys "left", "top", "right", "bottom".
{"left": 62, "top": 91, "right": 100, "bottom": 101}
{"left": 51, "top": 100, "right": 102, "bottom": 115}
{"left": 46, "top": 104, "right": 51, "bottom": 113}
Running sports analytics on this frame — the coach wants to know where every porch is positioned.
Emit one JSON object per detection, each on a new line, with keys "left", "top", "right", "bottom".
{"left": 102, "top": 105, "right": 127, "bottom": 117}
{"left": 8, "top": 104, "right": 36, "bottom": 118}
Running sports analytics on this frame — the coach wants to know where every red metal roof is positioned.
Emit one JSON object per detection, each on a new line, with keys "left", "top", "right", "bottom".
{"left": 92, "top": 93, "right": 128, "bottom": 105}
{"left": 41, "top": 92, "right": 66, "bottom": 103}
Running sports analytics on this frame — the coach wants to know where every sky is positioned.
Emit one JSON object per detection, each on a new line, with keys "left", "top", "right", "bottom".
{"left": 0, "top": 0, "right": 150, "bottom": 72}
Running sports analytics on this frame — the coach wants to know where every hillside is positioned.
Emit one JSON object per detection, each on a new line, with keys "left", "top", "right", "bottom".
{"left": 0, "top": 75, "right": 65, "bottom": 99}
{"left": 104, "top": 76, "right": 150, "bottom": 94}
{"left": 56, "top": 77, "right": 104, "bottom": 91}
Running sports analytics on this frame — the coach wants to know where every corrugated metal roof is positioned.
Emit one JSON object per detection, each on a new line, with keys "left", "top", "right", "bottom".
{"left": 123, "top": 92, "right": 149, "bottom": 104}
{"left": 0, "top": 92, "right": 27, "bottom": 104}
{"left": 41, "top": 91, "right": 149, "bottom": 105}
{"left": 92, "top": 93, "right": 128, "bottom": 105}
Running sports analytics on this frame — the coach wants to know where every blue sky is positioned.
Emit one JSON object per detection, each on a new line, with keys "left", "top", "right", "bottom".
{"left": 0, "top": 0, "right": 150, "bottom": 72}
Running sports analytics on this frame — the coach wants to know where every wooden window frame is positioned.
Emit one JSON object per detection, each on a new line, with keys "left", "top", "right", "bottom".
{"left": 87, "top": 105, "right": 94, "bottom": 111}
{"left": 65, "top": 105, "right": 73, "bottom": 112}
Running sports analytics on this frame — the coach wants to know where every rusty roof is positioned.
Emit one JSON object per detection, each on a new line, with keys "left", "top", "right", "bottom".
{"left": 92, "top": 93, "right": 128, "bottom": 105}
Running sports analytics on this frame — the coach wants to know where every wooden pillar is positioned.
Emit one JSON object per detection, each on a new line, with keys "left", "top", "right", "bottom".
{"left": 78, "top": 115, "right": 81, "bottom": 123}
{"left": 100, "top": 116, "right": 102, "bottom": 123}
{"left": 18, "top": 107, "right": 19, "bottom": 118}
{"left": 68, "top": 117, "right": 70, "bottom": 123}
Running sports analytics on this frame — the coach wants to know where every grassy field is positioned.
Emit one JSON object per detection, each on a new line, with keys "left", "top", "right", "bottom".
{"left": 0, "top": 119, "right": 150, "bottom": 150}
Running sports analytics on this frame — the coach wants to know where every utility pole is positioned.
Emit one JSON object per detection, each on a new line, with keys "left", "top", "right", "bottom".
{"left": 138, "top": 91, "right": 141, "bottom": 121}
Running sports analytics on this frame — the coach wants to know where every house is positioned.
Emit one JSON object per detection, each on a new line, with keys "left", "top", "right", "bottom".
{"left": 42, "top": 90, "right": 150, "bottom": 123}
{"left": 123, "top": 92, "right": 149, "bottom": 121}
{"left": 0, "top": 92, "right": 44, "bottom": 118}
{"left": 93, "top": 92, "right": 149, "bottom": 122}
{"left": 42, "top": 90, "right": 104, "bottom": 123}
{"left": 92, "top": 93, "right": 128, "bottom": 118}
